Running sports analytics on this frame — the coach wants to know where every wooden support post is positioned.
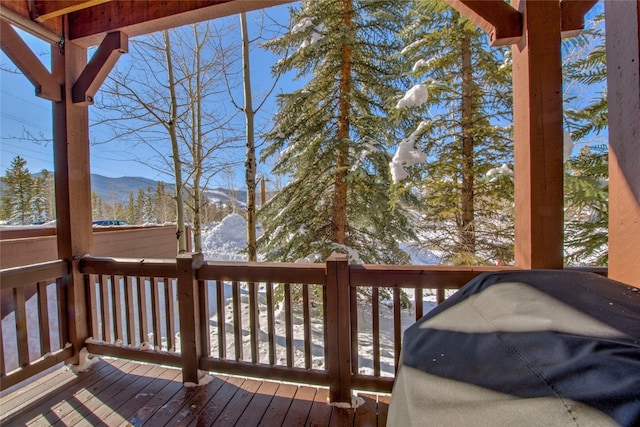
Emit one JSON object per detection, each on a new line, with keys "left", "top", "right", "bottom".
{"left": 52, "top": 29, "right": 94, "bottom": 364}
{"left": 177, "top": 253, "right": 205, "bottom": 384}
{"left": 325, "top": 253, "right": 352, "bottom": 405}
{"left": 0, "top": 20, "right": 61, "bottom": 101}
{"left": 605, "top": 0, "right": 640, "bottom": 287}
{"left": 511, "top": 0, "right": 564, "bottom": 269}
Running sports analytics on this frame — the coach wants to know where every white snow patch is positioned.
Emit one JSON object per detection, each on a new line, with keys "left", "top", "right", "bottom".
{"left": 329, "top": 395, "right": 365, "bottom": 409}
{"left": 184, "top": 372, "right": 215, "bottom": 388}
{"left": 396, "top": 84, "right": 428, "bottom": 109}
{"left": 486, "top": 164, "right": 513, "bottom": 180}
{"left": 202, "top": 213, "right": 249, "bottom": 261}
{"left": 66, "top": 347, "right": 99, "bottom": 374}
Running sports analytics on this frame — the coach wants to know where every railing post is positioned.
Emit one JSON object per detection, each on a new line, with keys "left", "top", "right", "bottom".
{"left": 325, "top": 253, "right": 352, "bottom": 405}
{"left": 177, "top": 252, "right": 204, "bottom": 384}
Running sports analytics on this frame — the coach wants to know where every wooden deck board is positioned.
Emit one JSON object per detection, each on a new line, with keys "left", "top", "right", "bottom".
{"left": 0, "top": 358, "right": 390, "bottom": 427}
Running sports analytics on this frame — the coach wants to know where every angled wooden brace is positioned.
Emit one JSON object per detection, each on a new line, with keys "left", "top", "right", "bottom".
{"left": 560, "top": 0, "right": 598, "bottom": 38}
{"left": 72, "top": 31, "right": 128, "bottom": 105}
{"left": 0, "top": 20, "right": 61, "bottom": 101}
{"left": 441, "top": 0, "right": 522, "bottom": 46}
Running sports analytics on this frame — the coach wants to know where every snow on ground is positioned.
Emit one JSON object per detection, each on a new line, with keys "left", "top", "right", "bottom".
{"left": 2, "top": 214, "right": 446, "bottom": 377}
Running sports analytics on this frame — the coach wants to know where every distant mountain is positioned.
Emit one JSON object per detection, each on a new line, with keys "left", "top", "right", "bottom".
{"left": 90, "top": 174, "right": 248, "bottom": 206}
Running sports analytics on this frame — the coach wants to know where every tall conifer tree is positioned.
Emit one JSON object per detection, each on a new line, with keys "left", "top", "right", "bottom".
{"left": 394, "top": 1, "right": 514, "bottom": 264}
{"left": 260, "top": 0, "right": 414, "bottom": 263}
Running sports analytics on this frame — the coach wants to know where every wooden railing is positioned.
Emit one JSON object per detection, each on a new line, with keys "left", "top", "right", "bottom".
{"left": 2, "top": 254, "right": 606, "bottom": 402}
{"left": 0, "top": 260, "right": 72, "bottom": 390}
{"left": 73, "top": 253, "right": 514, "bottom": 402}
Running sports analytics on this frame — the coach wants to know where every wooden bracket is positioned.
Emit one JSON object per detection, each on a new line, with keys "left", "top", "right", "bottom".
{"left": 441, "top": 0, "right": 522, "bottom": 46}
{"left": 560, "top": 0, "right": 598, "bottom": 38}
{"left": 72, "top": 30, "right": 128, "bottom": 105}
{"left": 0, "top": 20, "right": 61, "bottom": 101}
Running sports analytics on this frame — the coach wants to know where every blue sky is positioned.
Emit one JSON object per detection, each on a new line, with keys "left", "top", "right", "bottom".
{"left": 0, "top": 4, "right": 294, "bottom": 189}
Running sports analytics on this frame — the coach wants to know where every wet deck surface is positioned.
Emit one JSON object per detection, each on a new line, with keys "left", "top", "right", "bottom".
{"left": 0, "top": 358, "right": 390, "bottom": 426}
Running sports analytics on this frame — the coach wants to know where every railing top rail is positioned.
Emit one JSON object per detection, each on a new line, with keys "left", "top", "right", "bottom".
{"left": 79, "top": 256, "right": 178, "bottom": 277}
{"left": 0, "top": 259, "right": 68, "bottom": 290}
{"left": 197, "top": 261, "right": 327, "bottom": 284}
{"left": 350, "top": 264, "right": 519, "bottom": 289}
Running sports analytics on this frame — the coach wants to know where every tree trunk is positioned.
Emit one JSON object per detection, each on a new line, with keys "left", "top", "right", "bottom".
{"left": 163, "top": 30, "right": 187, "bottom": 253}
{"left": 192, "top": 25, "right": 203, "bottom": 253}
{"left": 241, "top": 12, "right": 258, "bottom": 262}
{"left": 460, "top": 29, "right": 475, "bottom": 259}
{"left": 332, "top": 0, "right": 353, "bottom": 246}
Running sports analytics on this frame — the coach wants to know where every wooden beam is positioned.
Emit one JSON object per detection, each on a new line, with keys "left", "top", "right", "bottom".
{"left": 0, "top": 1, "right": 63, "bottom": 44}
{"left": 512, "top": 0, "right": 564, "bottom": 269}
{"left": 441, "top": 0, "right": 522, "bottom": 46}
{"left": 561, "top": 0, "right": 598, "bottom": 37}
{"left": 31, "top": 0, "right": 111, "bottom": 22}
{"left": 0, "top": 20, "right": 61, "bottom": 101}
{"left": 72, "top": 31, "right": 127, "bottom": 105}
{"left": 67, "top": 0, "right": 293, "bottom": 47}
{"left": 605, "top": 0, "right": 640, "bottom": 287}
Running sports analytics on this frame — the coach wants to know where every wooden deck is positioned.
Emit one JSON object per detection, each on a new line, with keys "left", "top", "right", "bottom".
{"left": 0, "top": 358, "right": 390, "bottom": 426}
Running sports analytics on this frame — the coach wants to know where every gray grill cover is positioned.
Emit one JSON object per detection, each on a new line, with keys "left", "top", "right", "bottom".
{"left": 388, "top": 271, "right": 640, "bottom": 427}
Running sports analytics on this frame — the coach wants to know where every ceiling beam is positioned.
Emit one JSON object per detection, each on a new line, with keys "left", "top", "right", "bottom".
{"left": 67, "top": 0, "right": 294, "bottom": 47}
{"left": 560, "top": 0, "right": 598, "bottom": 37}
{"left": 441, "top": 0, "right": 522, "bottom": 46}
{"left": 31, "top": 0, "right": 112, "bottom": 22}
{"left": 72, "top": 31, "right": 128, "bottom": 105}
{"left": 0, "top": 20, "right": 61, "bottom": 101}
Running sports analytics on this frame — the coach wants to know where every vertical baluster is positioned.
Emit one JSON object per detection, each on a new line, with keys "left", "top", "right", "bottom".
{"left": 350, "top": 284, "right": 358, "bottom": 375}
{"left": 322, "top": 283, "right": 328, "bottom": 368}
{"left": 393, "top": 287, "right": 402, "bottom": 372}
{"left": 164, "top": 278, "right": 176, "bottom": 352}
{"left": 56, "top": 278, "right": 68, "bottom": 347}
{"left": 415, "top": 287, "right": 424, "bottom": 320}
{"left": 199, "top": 280, "right": 210, "bottom": 357}
{"left": 111, "top": 276, "right": 123, "bottom": 344}
{"left": 99, "top": 274, "right": 111, "bottom": 343}
{"left": 372, "top": 287, "right": 380, "bottom": 377}
{"left": 215, "top": 280, "right": 226, "bottom": 359}
{"left": 13, "top": 286, "right": 29, "bottom": 367}
{"left": 137, "top": 277, "right": 149, "bottom": 345}
{"left": 0, "top": 317, "right": 5, "bottom": 375}
{"left": 302, "top": 284, "right": 311, "bottom": 369}
{"left": 37, "top": 281, "right": 51, "bottom": 355}
{"left": 150, "top": 277, "right": 162, "bottom": 349}
{"left": 125, "top": 276, "right": 136, "bottom": 345}
{"left": 248, "top": 281, "right": 258, "bottom": 363}
{"left": 266, "top": 282, "right": 275, "bottom": 365}
{"left": 232, "top": 280, "right": 242, "bottom": 361}
{"left": 284, "top": 283, "right": 293, "bottom": 367}
{"left": 87, "top": 274, "right": 99, "bottom": 340}
{"left": 437, "top": 288, "right": 445, "bottom": 304}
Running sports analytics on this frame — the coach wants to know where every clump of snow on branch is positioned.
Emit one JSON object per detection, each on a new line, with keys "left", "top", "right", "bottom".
{"left": 412, "top": 58, "right": 436, "bottom": 73}
{"left": 389, "top": 122, "right": 428, "bottom": 183}
{"left": 563, "top": 130, "right": 574, "bottom": 162}
{"left": 291, "top": 17, "right": 313, "bottom": 34}
{"left": 66, "top": 347, "right": 99, "bottom": 374}
{"left": 486, "top": 164, "right": 513, "bottom": 181}
{"left": 396, "top": 84, "right": 428, "bottom": 109}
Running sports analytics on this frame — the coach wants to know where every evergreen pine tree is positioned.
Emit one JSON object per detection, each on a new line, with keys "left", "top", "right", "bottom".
{"left": 260, "top": 0, "right": 415, "bottom": 263}
{"left": 394, "top": 1, "right": 514, "bottom": 264}
{"left": 1, "top": 156, "right": 34, "bottom": 225}
{"left": 562, "top": 11, "right": 608, "bottom": 265}
{"left": 30, "top": 174, "right": 48, "bottom": 223}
